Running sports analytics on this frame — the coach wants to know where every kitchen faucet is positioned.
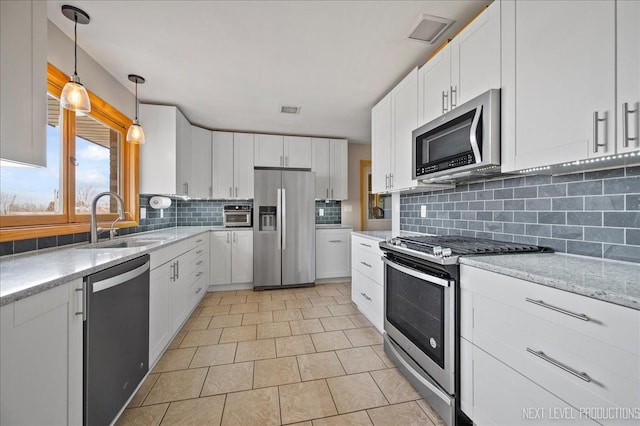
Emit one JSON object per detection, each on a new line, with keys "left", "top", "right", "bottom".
{"left": 90, "top": 192, "right": 126, "bottom": 243}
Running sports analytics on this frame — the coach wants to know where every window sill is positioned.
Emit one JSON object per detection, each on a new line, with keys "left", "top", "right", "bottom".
{"left": 0, "top": 221, "right": 139, "bottom": 243}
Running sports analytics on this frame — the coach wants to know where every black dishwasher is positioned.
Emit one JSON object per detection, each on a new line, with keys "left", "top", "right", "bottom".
{"left": 83, "top": 254, "right": 150, "bottom": 426}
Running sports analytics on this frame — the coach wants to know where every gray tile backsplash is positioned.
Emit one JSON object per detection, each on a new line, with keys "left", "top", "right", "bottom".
{"left": 175, "top": 199, "right": 252, "bottom": 227}
{"left": 315, "top": 200, "right": 342, "bottom": 224}
{"left": 400, "top": 166, "right": 640, "bottom": 263}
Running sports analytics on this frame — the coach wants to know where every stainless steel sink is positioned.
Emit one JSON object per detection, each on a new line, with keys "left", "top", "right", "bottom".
{"left": 79, "top": 239, "right": 162, "bottom": 249}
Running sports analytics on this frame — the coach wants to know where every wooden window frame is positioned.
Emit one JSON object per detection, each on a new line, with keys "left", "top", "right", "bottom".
{"left": 0, "top": 63, "right": 139, "bottom": 241}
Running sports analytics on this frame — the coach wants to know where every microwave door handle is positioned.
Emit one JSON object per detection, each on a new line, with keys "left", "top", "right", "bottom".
{"left": 469, "top": 105, "right": 483, "bottom": 163}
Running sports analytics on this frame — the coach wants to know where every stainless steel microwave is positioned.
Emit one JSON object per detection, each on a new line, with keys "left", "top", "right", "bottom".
{"left": 412, "top": 89, "right": 500, "bottom": 181}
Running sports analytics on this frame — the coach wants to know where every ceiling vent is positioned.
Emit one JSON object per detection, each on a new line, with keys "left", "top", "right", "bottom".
{"left": 281, "top": 105, "right": 301, "bottom": 114}
{"left": 406, "top": 14, "right": 455, "bottom": 44}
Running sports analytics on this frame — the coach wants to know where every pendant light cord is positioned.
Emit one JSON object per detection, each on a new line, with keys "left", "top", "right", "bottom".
{"left": 73, "top": 14, "right": 78, "bottom": 76}
{"left": 135, "top": 81, "right": 139, "bottom": 121}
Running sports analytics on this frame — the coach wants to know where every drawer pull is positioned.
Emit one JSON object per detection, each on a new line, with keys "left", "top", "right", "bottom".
{"left": 196, "top": 249, "right": 203, "bottom": 254}
{"left": 329, "top": 240, "right": 343, "bottom": 243}
{"left": 360, "top": 242, "right": 372, "bottom": 248}
{"left": 196, "top": 272, "right": 204, "bottom": 277}
{"left": 196, "top": 239, "right": 203, "bottom": 243}
{"left": 525, "top": 298, "right": 590, "bottom": 321}
{"left": 526, "top": 348, "right": 591, "bottom": 383}
{"left": 360, "top": 261, "right": 372, "bottom": 268}
{"left": 195, "top": 287, "right": 203, "bottom": 294}
{"left": 196, "top": 260, "right": 204, "bottom": 266}
{"left": 360, "top": 292, "right": 372, "bottom": 301}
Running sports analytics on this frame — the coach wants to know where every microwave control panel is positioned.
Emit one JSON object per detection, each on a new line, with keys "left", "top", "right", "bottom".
{"left": 416, "top": 153, "right": 474, "bottom": 177}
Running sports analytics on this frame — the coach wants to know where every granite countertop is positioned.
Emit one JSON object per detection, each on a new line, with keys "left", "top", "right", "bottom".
{"left": 351, "top": 230, "right": 421, "bottom": 241}
{"left": 316, "top": 224, "right": 354, "bottom": 230}
{"left": 460, "top": 253, "right": 640, "bottom": 311}
{"left": 0, "top": 226, "right": 224, "bottom": 307}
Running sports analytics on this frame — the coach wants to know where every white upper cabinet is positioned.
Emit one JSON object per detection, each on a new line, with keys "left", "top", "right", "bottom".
{"left": 254, "top": 134, "right": 284, "bottom": 167}
{"left": 617, "top": 0, "right": 640, "bottom": 154}
{"left": 254, "top": 134, "right": 311, "bottom": 168}
{"left": 371, "top": 93, "right": 393, "bottom": 193}
{"left": 0, "top": 0, "right": 47, "bottom": 167}
{"left": 371, "top": 68, "right": 418, "bottom": 193}
{"left": 283, "top": 136, "right": 312, "bottom": 168}
{"left": 139, "top": 104, "right": 191, "bottom": 195}
{"left": 190, "top": 126, "right": 212, "bottom": 198}
{"left": 311, "top": 138, "right": 348, "bottom": 200}
{"left": 233, "top": 133, "right": 254, "bottom": 199}
{"left": 418, "top": 2, "right": 500, "bottom": 127}
{"left": 501, "top": 0, "right": 617, "bottom": 171}
{"left": 212, "top": 131, "right": 234, "bottom": 199}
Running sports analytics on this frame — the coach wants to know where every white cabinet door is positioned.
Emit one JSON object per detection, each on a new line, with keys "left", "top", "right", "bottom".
{"left": 330, "top": 139, "right": 348, "bottom": 200}
{"left": 231, "top": 230, "right": 253, "bottom": 284}
{"left": 284, "top": 136, "right": 312, "bottom": 168}
{"left": 169, "top": 254, "right": 189, "bottom": 334}
{"left": 511, "top": 1, "right": 615, "bottom": 170}
{"left": 254, "top": 134, "right": 284, "bottom": 167}
{"left": 371, "top": 93, "right": 392, "bottom": 193}
{"left": 617, "top": 0, "right": 640, "bottom": 154}
{"left": 312, "top": 138, "right": 331, "bottom": 199}
{"left": 0, "top": 281, "right": 82, "bottom": 425}
{"left": 210, "top": 231, "right": 232, "bottom": 285}
{"left": 233, "top": 133, "right": 254, "bottom": 199}
{"left": 0, "top": 0, "right": 46, "bottom": 167}
{"left": 316, "top": 229, "right": 351, "bottom": 279}
{"left": 176, "top": 109, "right": 192, "bottom": 196}
{"left": 212, "top": 131, "right": 234, "bottom": 199}
{"left": 451, "top": 1, "right": 501, "bottom": 107}
{"left": 391, "top": 68, "right": 418, "bottom": 191}
{"left": 190, "top": 126, "right": 212, "bottom": 198}
{"left": 149, "top": 262, "right": 171, "bottom": 365}
{"left": 418, "top": 46, "right": 451, "bottom": 126}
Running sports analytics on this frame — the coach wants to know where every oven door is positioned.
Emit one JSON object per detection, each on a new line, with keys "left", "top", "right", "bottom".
{"left": 223, "top": 212, "right": 251, "bottom": 227}
{"left": 383, "top": 256, "right": 455, "bottom": 394}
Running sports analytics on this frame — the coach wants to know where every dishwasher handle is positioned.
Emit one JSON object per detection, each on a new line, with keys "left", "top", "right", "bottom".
{"left": 92, "top": 261, "right": 150, "bottom": 293}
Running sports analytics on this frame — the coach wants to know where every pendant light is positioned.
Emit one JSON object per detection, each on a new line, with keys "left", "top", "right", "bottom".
{"left": 126, "top": 75, "right": 146, "bottom": 144}
{"left": 60, "top": 5, "right": 91, "bottom": 113}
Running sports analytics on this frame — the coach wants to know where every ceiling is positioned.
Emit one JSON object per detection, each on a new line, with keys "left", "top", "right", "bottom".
{"left": 47, "top": 1, "right": 490, "bottom": 144}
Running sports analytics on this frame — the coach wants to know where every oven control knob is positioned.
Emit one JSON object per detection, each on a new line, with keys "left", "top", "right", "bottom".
{"left": 433, "top": 246, "right": 443, "bottom": 256}
{"left": 442, "top": 248, "right": 452, "bottom": 258}
{"left": 430, "top": 338, "right": 437, "bottom": 349}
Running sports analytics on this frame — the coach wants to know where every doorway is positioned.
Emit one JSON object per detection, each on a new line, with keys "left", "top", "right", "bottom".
{"left": 360, "top": 160, "right": 392, "bottom": 231}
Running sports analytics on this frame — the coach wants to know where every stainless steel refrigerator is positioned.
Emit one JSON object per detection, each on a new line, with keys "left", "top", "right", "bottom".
{"left": 253, "top": 169, "right": 315, "bottom": 289}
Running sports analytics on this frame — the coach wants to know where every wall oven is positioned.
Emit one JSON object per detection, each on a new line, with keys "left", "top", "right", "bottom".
{"left": 413, "top": 89, "right": 500, "bottom": 182}
{"left": 223, "top": 205, "right": 252, "bottom": 227}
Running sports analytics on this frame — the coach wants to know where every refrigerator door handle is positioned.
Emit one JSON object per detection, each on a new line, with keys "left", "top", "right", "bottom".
{"left": 277, "top": 188, "right": 282, "bottom": 250}
{"left": 282, "top": 188, "right": 286, "bottom": 250}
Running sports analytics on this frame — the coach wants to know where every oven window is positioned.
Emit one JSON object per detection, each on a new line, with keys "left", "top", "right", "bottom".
{"left": 418, "top": 109, "right": 478, "bottom": 164}
{"left": 386, "top": 264, "right": 445, "bottom": 368}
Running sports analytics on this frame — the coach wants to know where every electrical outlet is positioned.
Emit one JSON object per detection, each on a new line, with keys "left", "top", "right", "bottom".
{"left": 420, "top": 205, "right": 427, "bottom": 218}
{"left": 160, "top": 209, "right": 164, "bottom": 219}
{"left": 140, "top": 207, "right": 147, "bottom": 219}
{"left": 319, "top": 208, "right": 324, "bottom": 216}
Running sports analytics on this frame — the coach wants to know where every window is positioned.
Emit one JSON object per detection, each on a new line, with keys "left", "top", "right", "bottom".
{"left": 0, "top": 64, "right": 139, "bottom": 239}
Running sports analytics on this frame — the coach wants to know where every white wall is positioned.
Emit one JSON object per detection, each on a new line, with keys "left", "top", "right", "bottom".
{"left": 47, "top": 20, "right": 134, "bottom": 118}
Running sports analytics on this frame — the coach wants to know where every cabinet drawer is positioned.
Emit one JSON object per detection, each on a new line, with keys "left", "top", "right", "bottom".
{"left": 352, "top": 247, "right": 383, "bottom": 284}
{"left": 150, "top": 240, "right": 188, "bottom": 270}
{"left": 189, "top": 274, "right": 207, "bottom": 308}
{"left": 471, "top": 344, "right": 598, "bottom": 426}
{"left": 351, "top": 269, "right": 383, "bottom": 332}
{"left": 460, "top": 265, "right": 640, "bottom": 355}
{"left": 351, "top": 235, "right": 382, "bottom": 255}
{"left": 471, "top": 291, "right": 640, "bottom": 415}
{"left": 188, "top": 234, "right": 208, "bottom": 250}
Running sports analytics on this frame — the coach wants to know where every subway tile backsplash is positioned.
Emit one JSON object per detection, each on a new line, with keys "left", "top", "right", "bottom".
{"left": 315, "top": 200, "right": 342, "bottom": 224}
{"left": 400, "top": 166, "right": 640, "bottom": 263}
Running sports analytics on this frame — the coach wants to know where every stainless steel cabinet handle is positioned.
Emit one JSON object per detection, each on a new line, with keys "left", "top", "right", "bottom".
{"left": 235, "top": 187, "right": 238, "bottom": 197}
{"left": 196, "top": 260, "right": 204, "bottom": 266}
{"left": 280, "top": 156, "right": 283, "bottom": 166}
{"left": 360, "top": 292, "right": 372, "bottom": 301}
{"left": 285, "top": 156, "right": 289, "bottom": 166}
{"left": 450, "top": 86, "right": 457, "bottom": 109}
{"left": 326, "top": 188, "right": 329, "bottom": 199}
{"left": 229, "top": 186, "right": 232, "bottom": 197}
{"left": 389, "top": 173, "right": 393, "bottom": 189}
{"left": 227, "top": 232, "right": 230, "bottom": 244}
{"left": 623, "top": 102, "right": 638, "bottom": 148}
{"left": 196, "top": 271, "right": 204, "bottom": 277}
{"left": 525, "top": 298, "right": 590, "bottom": 321}
{"left": 233, "top": 232, "right": 237, "bottom": 243}
{"left": 170, "top": 262, "right": 176, "bottom": 281}
{"left": 175, "top": 260, "right": 179, "bottom": 279}
{"left": 360, "top": 242, "right": 372, "bottom": 248}
{"left": 385, "top": 174, "right": 389, "bottom": 190}
{"left": 195, "top": 287, "right": 203, "bottom": 294}
{"left": 196, "top": 239, "right": 203, "bottom": 243}
{"left": 360, "top": 261, "right": 372, "bottom": 268}
{"left": 75, "top": 284, "right": 86, "bottom": 321}
{"left": 442, "top": 90, "right": 449, "bottom": 114}
{"left": 593, "top": 111, "right": 607, "bottom": 153}
{"left": 183, "top": 182, "right": 189, "bottom": 195}
{"left": 526, "top": 348, "right": 591, "bottom": 382}
{"left": 329, "top": 240, "right": 343, "bottom": 243}
{"left": 331, "top": 188, "right": 334, "bottom": 199}
{"left": 196, "top": 249, "right": 203, "bottom": 254}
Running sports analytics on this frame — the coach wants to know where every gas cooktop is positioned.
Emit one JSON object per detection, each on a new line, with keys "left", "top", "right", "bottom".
{"left": 379, "top": 235, "right": 552, "bottom": 265}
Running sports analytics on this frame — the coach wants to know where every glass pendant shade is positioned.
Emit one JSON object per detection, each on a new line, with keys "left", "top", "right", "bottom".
{"left": 60, "top": 76, "right": 91, "bottom": 113}
{"left": 126, "top": 122, "right": 145, "bottom": 144}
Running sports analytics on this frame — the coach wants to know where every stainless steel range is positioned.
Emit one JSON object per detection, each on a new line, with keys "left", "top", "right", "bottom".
{"left": 379, "top": 235, "right": 550, "bottom": 426}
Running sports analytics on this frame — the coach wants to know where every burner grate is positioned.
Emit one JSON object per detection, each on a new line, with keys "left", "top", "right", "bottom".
{"left": 396, "top": 235, "right": 549, "bottom": 256}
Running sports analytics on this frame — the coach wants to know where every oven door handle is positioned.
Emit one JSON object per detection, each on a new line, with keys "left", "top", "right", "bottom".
{"left": 382, "top": 257, "right": 451, "bottom": 288}
{"left": 469, "top": 104, "right": 483, "bottom": 163}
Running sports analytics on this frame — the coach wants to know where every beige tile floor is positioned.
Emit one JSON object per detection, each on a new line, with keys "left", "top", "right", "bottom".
{"left": 117, "top": 282, "right": 445, "bottom": 426}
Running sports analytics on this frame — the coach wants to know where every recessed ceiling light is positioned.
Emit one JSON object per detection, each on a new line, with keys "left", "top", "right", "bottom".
{"left": 406, "top": 14, "right": 455, "bottom": 45}
{"left": 281, "top": 105, "right": 301, "bottom": 114}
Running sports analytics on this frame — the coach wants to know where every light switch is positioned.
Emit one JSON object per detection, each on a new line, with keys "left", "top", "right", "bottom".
{"left": 140, "top": 207, "right": 147, "bottom": 219}
{"left": 319, "top": 208, "right": 324, "bottom": 216}
{"left": 420, "top": 205, "right": 427, "bottom": 218}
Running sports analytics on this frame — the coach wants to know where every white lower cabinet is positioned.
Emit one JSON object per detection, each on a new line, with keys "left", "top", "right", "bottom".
{"left": 351, "top": 234, "right": 385, "bottom": 332}
{"left": 316, "top": 228, "right": 351, "bottom": 279}
{"left": 460, "top": 265, "right": 640, "bottom": 426}
{"left": 210, "top": 230, "right": 253, "bottom": 285}
{"left": 0, "top": 280, "right": 83, "bottom": 425}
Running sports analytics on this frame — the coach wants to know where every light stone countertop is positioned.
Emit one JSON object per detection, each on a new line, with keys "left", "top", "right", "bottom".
{"left": 460, "top": 253, "right": 640, "bottom": 311}
{"left": 0, "top": 226, "right": 229, "bottom": 307}
{"left": 316, "top": 224, "right": 354, "bottom": 230}
{"left": 351, "top": 230, "right": 421, "bottom": 241}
